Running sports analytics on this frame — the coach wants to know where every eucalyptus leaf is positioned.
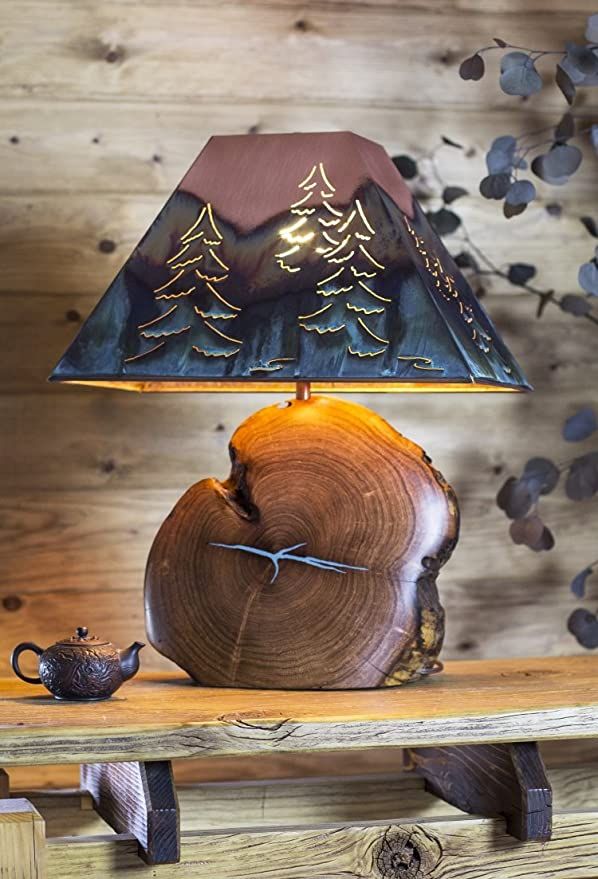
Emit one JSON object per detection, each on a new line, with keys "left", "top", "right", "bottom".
{"left": 479, "top": 173, "right": 511, "bottom": 199}
{"left": 564, "top": 42, "right": 598, "bottom": 77}
{"left": 560, "top": 54, "right": 598, "bottom": 86}
{"left": 586, "top": 13, "right": 598, "bottom": 42}
{"left": 426, "top": 208, "right": 461, "bottom": 236}
{"left": 531, "top": 153, "right": 569, "bottom": 185}
{"left": 507, "top": 263, "right": 536, "bottom": 286}
{"left": 500, "top": 51, "right": 530, "bottom": 71}
{"left": 486, "top": 135, "right": 517, "bottom": 174}
{"left": 503, "top": 200, "right": 527, "bottom": 218}
{"left": 531, "top": 526, "right": 555, "bottom": 552}
{"left": 592, "top": 125, "right": 598, "bottom": 154}
{"left": 499, "top": 53, "right": 543, "bottom": 97}
{"left": 542, "top": 144, "right": 582, "bottom": 179}
{"left": 442, "top": 186, "right": 468, "bottom": 204}
{"left": 556, "top": 64, "right": 576, "bottom": 105}
{"left": 505, "top": 179, "right": 536, "bottom": 206}
{"left": 560, "top": 293, "right": 592, "bottom": 316}
{"left": 459, "top": 53, "right": 485, "bottom": 81}
{"left": 579, "top": 260, "right": 598, "bottom": 295}
{"left": 392, "top": 154, "right": 418, "bottom": 180}
{"left": 509, "top": 515, "right": 544, "bottom": 548}
{"left": 580, "top": 216, "right": 598, "bottom": 238}
{"left": 454, "top": 251, "right": 479, "bottom": 271}
{"left": 512, "top": 520, "right": 554, "bottom": 552}
{"left": 554, "top": 112, "right": 575, "bottom": 143}
{"left": 568, "top": 608, "right": 598, "bottom": 649}
{"left": 571, "top": 567, "right": 593, "bottom": 599}
{"left": 521, "top": 456, "right": 560, "bottom": 495}
{"left": 441, "top": 135, "right": 463, "bottom": 149}
{"left": 565, "top": 452, "right": 598, "bottom": 501}
{"left": 496, "top": 476, "right": 535, "bottom": 519}
{"left": 563, "top": 406, "right": 597, "bottom": 442}
{"left": 531, "top": 145, "right": 582, "bottom": 185}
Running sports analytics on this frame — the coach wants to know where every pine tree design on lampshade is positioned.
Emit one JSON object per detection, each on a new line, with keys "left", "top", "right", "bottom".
{"left": 277, "top": 162, "right": 392, "bottom": 358}
{"left": 126, "top": 204, "right": 242, "bottom": 363}
{"left": 50, "top": 131, "right": 530, "bottom": 392}
{"left": 403, "top": 216, "right": 493, "bottom": 357}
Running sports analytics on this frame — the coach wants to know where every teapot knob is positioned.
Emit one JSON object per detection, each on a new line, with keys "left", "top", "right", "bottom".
{"left": 76, "top": 626, "right": 89, "bottom": 638}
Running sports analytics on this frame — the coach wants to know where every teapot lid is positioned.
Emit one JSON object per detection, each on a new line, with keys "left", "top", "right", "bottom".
{"left": 57, "top": 626, "right": 110, "bottom": 647}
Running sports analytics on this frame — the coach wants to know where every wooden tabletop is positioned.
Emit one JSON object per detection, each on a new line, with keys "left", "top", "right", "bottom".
{"left": 1, "top": 656, "right": 597, "bottom": 766}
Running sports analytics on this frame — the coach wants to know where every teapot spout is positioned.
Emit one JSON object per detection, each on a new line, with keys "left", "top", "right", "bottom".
{"left": 119, "top": 641, "right": 144, "bottom": 681}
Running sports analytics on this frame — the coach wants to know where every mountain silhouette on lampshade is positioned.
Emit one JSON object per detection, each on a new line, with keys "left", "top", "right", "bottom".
{"left": 50, "top": 131, "right": 530, "bottom": 393}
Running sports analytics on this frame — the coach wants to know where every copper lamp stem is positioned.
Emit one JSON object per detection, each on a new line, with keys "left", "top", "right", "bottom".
{"left": 296, "top": 381, "right": 311, "bottom": 401}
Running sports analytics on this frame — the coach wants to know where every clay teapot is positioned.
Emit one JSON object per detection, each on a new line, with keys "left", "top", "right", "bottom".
{"left": 11, "top": 627, "right": 144, "bottom": 701}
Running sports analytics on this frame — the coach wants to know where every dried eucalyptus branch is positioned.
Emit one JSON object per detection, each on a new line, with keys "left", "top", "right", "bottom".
{"left": 495, "top": 406, "right": 598, "bottom": 649}
{"left": 459, "top": 13, "right": 598, "bottom": 299}
{"left": 392, "top": 142, "right": 598, "bottom": 326}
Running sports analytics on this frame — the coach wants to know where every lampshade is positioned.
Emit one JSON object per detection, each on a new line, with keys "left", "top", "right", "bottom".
{"left": 50, "top": 131, "right": 530, "bottom": 393}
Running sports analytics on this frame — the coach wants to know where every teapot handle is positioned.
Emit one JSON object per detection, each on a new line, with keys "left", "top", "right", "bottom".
{"left": 11, "top": 642, "right": 43, "bottom": 684}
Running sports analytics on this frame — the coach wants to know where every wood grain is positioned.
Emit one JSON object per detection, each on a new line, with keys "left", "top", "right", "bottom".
{"left": 146, "top": 395, "right": 458, "bottom": 688}
{"left": 81, "top": 760, "right": 179, "bottom": 864}
{"left": 45, "top": 812, "right": 598, "bottom": 878}
{"left": 1, "top": 657, "right": 598, "bottom": 765}
{"left": 0, "top": 799, "right": 46, "bottom": 879}
{"left": 0, "top": 3, "right": 590, "bottom": 110}
{"left": 1, "top": 102, "right": 597, "bottom": 201}
{"left": 408, "top": 742, "right": 552, "bottom": 841}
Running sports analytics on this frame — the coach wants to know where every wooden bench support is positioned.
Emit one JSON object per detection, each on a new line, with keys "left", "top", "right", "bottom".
{"left": 0, "top": 798, "right": 46, "bottom": 878}
{"left": 46, "top": 811, "right": 598, "bottom": 878}
{"left": 406, "top": 741, "right": 552, "bottom": 841}
{"left": 81, "top": 760, "right": 180, "bottom": 865}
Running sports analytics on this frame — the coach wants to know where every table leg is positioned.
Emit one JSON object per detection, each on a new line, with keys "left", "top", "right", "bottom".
{"left": 81, "top": 759, "right": 179, "bottom": 864}
{"left": 406, "top": 741, "right": 552, "bottom": 841}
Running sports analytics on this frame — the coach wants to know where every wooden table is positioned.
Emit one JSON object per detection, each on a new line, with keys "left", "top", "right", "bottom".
{"left": 1, "top": 656, "right": 598, "bottom": 877}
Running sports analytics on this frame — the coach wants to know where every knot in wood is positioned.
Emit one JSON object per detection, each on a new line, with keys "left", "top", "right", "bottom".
{"left": 374, "top": 827, "right": 441, "bottom": 879}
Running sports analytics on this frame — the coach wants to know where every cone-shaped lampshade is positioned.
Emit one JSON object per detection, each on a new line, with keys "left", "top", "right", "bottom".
{"left": 51, "top": 131, "right": 530, "bottom": 393}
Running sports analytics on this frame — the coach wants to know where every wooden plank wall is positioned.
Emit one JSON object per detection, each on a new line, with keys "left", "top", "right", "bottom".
{"left": 2, "top": 0, "right": 598, "bottom": 682}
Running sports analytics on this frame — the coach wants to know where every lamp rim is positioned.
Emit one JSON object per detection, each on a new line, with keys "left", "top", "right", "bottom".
{"left": 48, "top": 376, "right": 532, "bottom": 393}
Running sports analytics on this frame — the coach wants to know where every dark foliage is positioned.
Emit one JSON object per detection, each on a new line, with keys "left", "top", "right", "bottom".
{"left": 507, "top": 263, "right": 536, "bottom": 286}
{"left": 560, "top": 293, "right": 592, "bottom": 316}
{"left": 392, "top": 154, "right": 418, "bottom": 180}
{"left": 442, "top": 185, "right": 468, "bottom": 204}
{"left": 562, "top": 406, "right": 597, "bottom": 441}
{"left": 565, "top": 452, "right": 598, "bottom": 500}
{"left": 571, "top": 567, "right": 594, "bottom": 598}
{"left": 426, "top": 207, "right": 461, "bottom": 236}
{"left": 568, "top": 608, "right": 598, "bottom": 649}
{"left": 461, "top": 15, "right": 598, "bottom": 304}
{"left": 459, "top": 53, "right": 485, "bottom": 81}
{"left": 463, "top": 12, "right": 598, "bottom": 649}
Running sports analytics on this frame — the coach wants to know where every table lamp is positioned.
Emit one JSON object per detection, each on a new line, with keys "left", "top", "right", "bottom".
{"left": 51, "top": 132, "right": 530, "bottom": 690}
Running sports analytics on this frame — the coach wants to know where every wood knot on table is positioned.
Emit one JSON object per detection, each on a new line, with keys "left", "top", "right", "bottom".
{"left": 374, "top": 826, "right": 442, "bottom": 879}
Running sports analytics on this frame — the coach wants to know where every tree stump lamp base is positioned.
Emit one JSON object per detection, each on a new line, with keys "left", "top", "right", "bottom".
{"left": 144, "top": 388, "right": 459, "bottom": 690}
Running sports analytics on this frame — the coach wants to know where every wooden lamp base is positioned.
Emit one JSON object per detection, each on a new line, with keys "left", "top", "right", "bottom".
{"left": 144, "top": 390, "right": 459, "bottom": 689}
